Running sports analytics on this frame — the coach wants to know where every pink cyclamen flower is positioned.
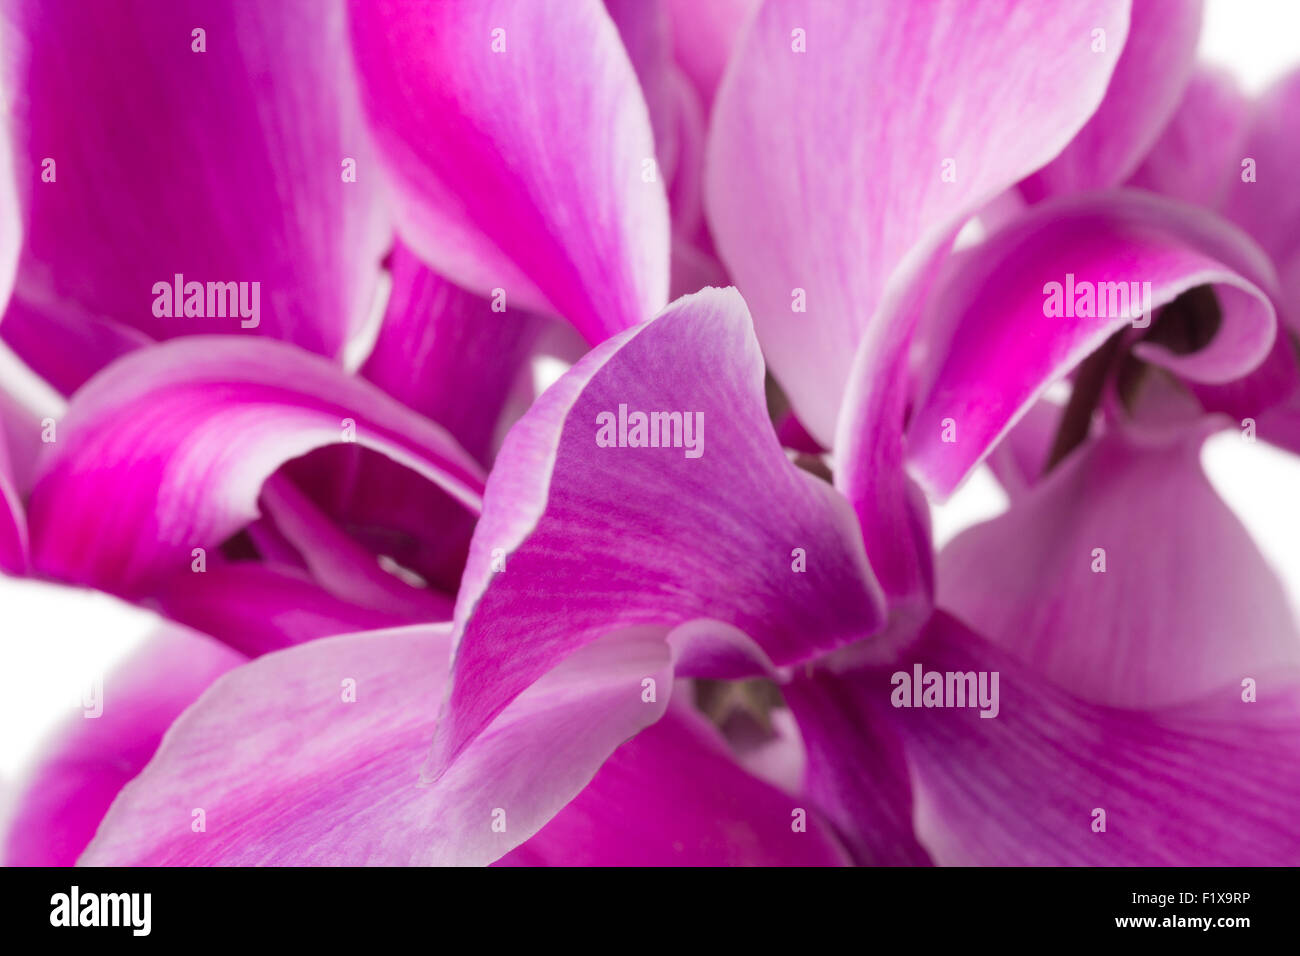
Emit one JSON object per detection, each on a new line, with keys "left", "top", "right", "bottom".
{"left": 3, "top": 0, "right": 1300, "bottom": 867}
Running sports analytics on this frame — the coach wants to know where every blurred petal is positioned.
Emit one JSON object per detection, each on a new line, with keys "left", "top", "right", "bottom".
{"left": 0, "top": 416, "right": 25, "bottom": 574}
{"left": 2, "top": 627, "right": 243, "bottom": 866}
{"left": 907, "top": 191, "right": 1278, "bottom": 499}
{"left": 433, "top": 287, "right": 885, "bottom": 774}
{"left": 150, "top": 563, "right": 417, "bottom": 656}
{"left": 888, "top": 612, "right": 1300, "bottom": 866}
{"left": 983, "top": 398, "right": 1064, "bottom": 499}
{"left": 348, "top": 0, "right": 669, "bottom": 342}
{"left": 782, "top": 666, "right": 931, "bottom": 865}
{"left": 258, "top": 475, "right": 450, "bottom": 619}
{"left": 0, "top": 298, "right": 150, "bottom": 397}
{"left": 665, "top": 0, "right": 754, "bottom": 112}
{"left": 3, "top": 0, "right": 386, "bottom": 376}
{"left": 706, "top": 0, "right": 1129, "bottom": 443}
{"left": 1127, "top": 65, "right": 1250, "bottom": 207}
{"left": 82, "top": 624, "right": 673, "bottom": 865}
{"left": 27, "top": 337, "right": 484, "bottom": 600}
{"left": 1222, "top": 67, "right": 1300, "bottom": 331}
{"left": 1020, "top": 0, "right": 1202, "bottom": 201}
{"left": 498, "top": 702, "right": 848, "bottom": 865}
{"left": 938, "top": 425, "right": 1300, "bottom": 708}
{"left": 359, "top": 243, "right": 547, "bottom": 467}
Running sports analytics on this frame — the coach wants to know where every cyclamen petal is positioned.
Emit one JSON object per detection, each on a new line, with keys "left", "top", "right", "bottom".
{"left": 432, "top": 287, "right": 886, "bottom": 774}
{"left": 885, "top": 613, "right": 1300, "bottom": 866}
{"left": 80, "top": 625, "right": 676, "bottom": 865}
{"left": 27, "top": 337, "right": 484, "bottom": 600}
{"left": 1019, "top": 0, "right": 1203, "bottom": 201}
{"left": 497, "top": 702, "right": 848, "bottom": 866}
{"left": 706, "top": 0, "right": 1129, "bottom": 444}
{"left": 359, "top": 243, "right": 549, "bottom": 468}
{"left": 907, "top": 190, "right": 1279, "bottom": 500}
{"left": 0, "top": 417, "right": 26, "bottom": 575}
{"left": 348, "top": 0, "right": 670, "bottom": 342}
{"left": 1128, "top": 66, "right": 1251, "bottom": 208}
{"left": 2, "top": 627, "right": 244, "bottom": 866}
{"left": 2, "top": 0, "right": 386, "bottom": 371}
{"left": 938, "top": 425, "right": 1300, "bottom": 708}
{"left": 1222, "top": 67, "right": 1300, "bottom": 330}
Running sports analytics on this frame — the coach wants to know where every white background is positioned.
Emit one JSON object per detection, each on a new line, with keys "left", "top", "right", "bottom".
{"left": 2, "top": 0, "right": 1299, "bottom": 785}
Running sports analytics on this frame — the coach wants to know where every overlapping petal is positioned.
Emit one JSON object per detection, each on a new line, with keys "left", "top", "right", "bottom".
{"left": 359, "top": 243, "right": 547, "bottom": 468}
{"left": 1, "top": 0, "right": 386, "bottom": 381}
{"left": 938, "top": 425, "right": 1300, "bottom": 708}
{"left": 907, "top": 191, "right": 1279, "bottom": 499}
{"left": 432, "top": 287, "right": 885, "bottom": 773}
{"left": 885, "top": 613, "right": 1300, "bottom": 866}
{"left": 348, "top": 0, "right": 669, "bottom": 343}
{"left": 706, "top": 0, "right": 1129, "bottom": 443}
{"left": 82, "top": 624, "right": 679, "bottom": 865}
{"left": 1020, "top": 0, "right": 1203, "bottom": 201}
{"left": 1128, "top": 66, "right": 1250, "bottom": 207}
{"left": 27, "top": 337, "right": 484, "bottom": 602}
{"left": 498, "top": 701, "right": 848, "bottom": 866}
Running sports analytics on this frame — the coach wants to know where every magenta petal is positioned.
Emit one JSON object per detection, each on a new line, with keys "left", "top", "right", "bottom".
{"left": 938, "top": 425, "right": 1300, "bottom": 708}
{"left": 782, "top": 668, "right": 932, "bottom": 865}
{"left": 706, "top": 0, "right": 1129, "bottom": 443}
{"left": 27, "top": 337, "right": 484, "bottom": 599}
{"left": 498, "top": 702, "right": 848, "bottom": 866}
{"left": 887, "top": 612, "right": 1300, "bottom": 866}
{"left": 0, "top": 298, "right": 152, "bottom": 397}
{"left": 360, "top": 243, "right": 548, "bottom": 467}
{"left": 433, "top": 288, "right": 886, "bottom": 773}
{"left": 81, "top": 624, "right": 673, "bottom": 865}
{"left": 0, "top": 418, "right": 26, "bottom": 575}
{"left": 257, "top": 475, "right": 451, "bottom": 619}
{"left": 2, "top": 627, "right": 243, "bottom": 866}
{"left": 348, "top": 0, "right": 669, "bottom": 342}
{"left": 907, "top": 191, "right": 1278, "bottom": 499}
{"left": 5, "top": 0, "right": 386, "bottom": 364}
{"left": 1020, "top": 0, "right": 1203, "bottom": 201}
{"left": 150, "top": 563, "right": 418, "bottom": 656}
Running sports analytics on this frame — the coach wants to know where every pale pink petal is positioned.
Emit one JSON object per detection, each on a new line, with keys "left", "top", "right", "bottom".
{"left": 1020, "top": 0, "right": 1203, "bottom": 201}
{"left": 1127, "top": 65, "right": 1250, "bottom": 207}
{"left": 81, "top": 624, "right": 674, "bottom": 865}
{"left": 706, "top": 0, "right": 1129, "bottom": 443}
{"left": 938, "top": 425, "right": 1300, "bottom": 708}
